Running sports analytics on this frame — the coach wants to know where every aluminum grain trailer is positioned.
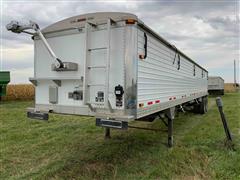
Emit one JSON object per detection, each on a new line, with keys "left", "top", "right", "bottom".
{"left": 208, "top": 76, "right": 224, "bottom": 95}
{"left": 7, "top": 12, "right": 208, "bottom": 147}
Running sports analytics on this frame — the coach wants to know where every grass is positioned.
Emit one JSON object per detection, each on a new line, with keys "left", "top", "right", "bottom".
{"left": 0, "top": 93, "right": 240, "bottom": 179}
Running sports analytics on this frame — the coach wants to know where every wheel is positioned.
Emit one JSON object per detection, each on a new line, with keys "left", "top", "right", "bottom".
{"left": 204, "top": 96, "right": 208, "bottom": 113}
{"left": 199, "top": 96, "right": 208, "bottom": 114}
{"left": 193, "top": 96, "right": 208, "bottom": 114}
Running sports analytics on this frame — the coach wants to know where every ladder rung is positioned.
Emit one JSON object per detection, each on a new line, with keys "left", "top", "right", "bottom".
{"left": 87, "top": 84, "right": 105, "bottom": 86}
{"left": 87, "top": 101, "right": 104, "bottom": 104}
{"left": 88, "top": 66, "right": 106, "bottom": 69}
{"left": 88, "top": 47, "right": 107, "bottom": 51}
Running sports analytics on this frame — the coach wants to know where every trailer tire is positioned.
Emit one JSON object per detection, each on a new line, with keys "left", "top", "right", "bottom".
{"left": 199, "top": 96, "right": 208, "bottom": 114}
{"left": 193, "top": 96, "right": 208, "bottom": 114}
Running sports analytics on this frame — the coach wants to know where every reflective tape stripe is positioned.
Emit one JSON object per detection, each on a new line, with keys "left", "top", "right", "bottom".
{"left": 147, "top": 101, "right": 153, "bottom": 105}
{"left": 155, "top": 100, "right": 160, "bottom": 103}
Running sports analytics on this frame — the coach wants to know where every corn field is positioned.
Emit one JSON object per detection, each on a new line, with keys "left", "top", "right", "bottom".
{"left": 224, "top": 83, "right": 239, "bottom": 93}
{"left": 2, "top": 84, "right": 35, "bottom": 101}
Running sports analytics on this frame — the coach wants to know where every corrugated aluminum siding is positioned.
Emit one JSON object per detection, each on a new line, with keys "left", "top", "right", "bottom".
{"left": 208, "top": 77, "right": 224, "bottom": 90}
{"left": 137, "top": 28, "right": 208, "bottom": 110}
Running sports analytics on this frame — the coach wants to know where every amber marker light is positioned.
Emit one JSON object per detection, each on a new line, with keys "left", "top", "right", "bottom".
{"left": 126, "top": 19, "right": 136, "bottom": 24}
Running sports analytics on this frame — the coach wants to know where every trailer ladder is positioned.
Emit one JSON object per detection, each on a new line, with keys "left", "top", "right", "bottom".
{"left": 83, "top": 19, "right": 114, "bottom": 110}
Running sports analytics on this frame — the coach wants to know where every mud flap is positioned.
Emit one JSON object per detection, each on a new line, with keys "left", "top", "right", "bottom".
{"left": 27, "top": 111, "right": 49, "bottom": 121}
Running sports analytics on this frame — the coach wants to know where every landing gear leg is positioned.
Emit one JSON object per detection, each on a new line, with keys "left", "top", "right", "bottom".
{"left": 167, "top": 117, "right": 173, "bottom": 147}
{"left": 164, "top": 107, "right": 175, "bottom": 148}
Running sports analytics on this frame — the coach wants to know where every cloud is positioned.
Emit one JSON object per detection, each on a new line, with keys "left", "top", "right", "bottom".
{"left": 1, "top": 0, "right": 239, "bottom": 83}
{"left": 194, "top": 15, "right": 238, "bottom": 37}
{"left": 2, "top": 43, "right": 33, "bottom": 70}
{"left": 10, "top": 67, "right": 34, "bottom": 84}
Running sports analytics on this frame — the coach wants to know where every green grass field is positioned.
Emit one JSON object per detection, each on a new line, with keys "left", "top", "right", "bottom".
{"left": 1, "top": 93, "right": 240, "bottom": 179}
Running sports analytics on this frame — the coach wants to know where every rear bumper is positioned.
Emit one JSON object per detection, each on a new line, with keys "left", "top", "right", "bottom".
{"left": 96, "top": 118, "right": 128, "bottom": 129}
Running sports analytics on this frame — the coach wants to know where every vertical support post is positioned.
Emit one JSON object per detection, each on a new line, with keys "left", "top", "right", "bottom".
{"left": 234, "top": 59, "right": 236, "bottom": 86}
{"left": 216, "top": 97, "right": 232, "bottom": 142}
{"left": 105, "top": 127, "right": 111, "bottom": 139}
{"left": 168, "top": 117, "right": 173, "bottom": 147}
{"left": 104, "top": 19, "right": 111, "bottom": 108}
{"left": 82, "top": 23, "right": 89, "bottom": 105}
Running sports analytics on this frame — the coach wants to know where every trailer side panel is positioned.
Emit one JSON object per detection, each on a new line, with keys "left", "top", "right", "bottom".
{"left": 136, "top": 27, "right": 208, "bottom": 118}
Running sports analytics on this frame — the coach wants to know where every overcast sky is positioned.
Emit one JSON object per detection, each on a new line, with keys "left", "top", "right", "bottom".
{"left": 1, "top": 0, "right": 239, "bottom": 83}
